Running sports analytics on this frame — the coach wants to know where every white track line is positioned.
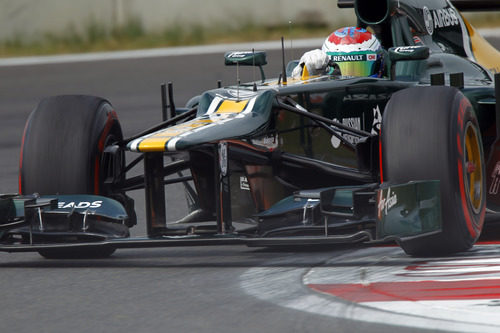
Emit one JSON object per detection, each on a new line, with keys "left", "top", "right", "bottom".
{"left": 240, "top": 246, "right": 500, "bottom": 333}
{"left": 0, "top": 38, "right": 324, "bottom": 67}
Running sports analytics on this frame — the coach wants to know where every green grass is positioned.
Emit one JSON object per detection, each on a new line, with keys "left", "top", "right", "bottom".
{"left": 0, "top": 18, "right": 335, "bottom": 58}
{"left": 0, "top": 14, "right": 498, "bottom": 58}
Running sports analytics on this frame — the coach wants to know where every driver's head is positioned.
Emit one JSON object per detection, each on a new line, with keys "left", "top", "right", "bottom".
{"left": 322, "top": 27, "right": 384, "bottom": 77}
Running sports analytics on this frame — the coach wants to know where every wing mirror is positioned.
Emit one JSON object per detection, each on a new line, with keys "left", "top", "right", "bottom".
{"left": 388, "top": 46, "right": 430, "bottom": 80}
{"left": 224, "top": 51, "right": 267, "bottom": 82}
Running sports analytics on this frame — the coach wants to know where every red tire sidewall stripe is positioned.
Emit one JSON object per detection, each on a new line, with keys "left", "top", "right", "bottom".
{"left": 93, "top": 109, "right": 118, "bottom": 195}
{"left": 456, "top": 133, "right": 463, "bottom": 157}
{"left": 378, "top": 128, "right": 384, "bottom": 183}
{"left": 456, "top": 97, "right": 484, "bottom": 239}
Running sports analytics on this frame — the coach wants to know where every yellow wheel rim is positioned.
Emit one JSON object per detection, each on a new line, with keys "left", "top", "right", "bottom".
{"left": 464, "top": 123, "right": 483, "bottom": 213}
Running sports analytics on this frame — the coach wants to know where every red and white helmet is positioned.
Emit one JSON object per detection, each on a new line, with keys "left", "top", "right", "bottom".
{"left": 322, "top": 27, "right": 384, "bottom": 77}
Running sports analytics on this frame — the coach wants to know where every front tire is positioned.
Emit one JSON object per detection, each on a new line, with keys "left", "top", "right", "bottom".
{"left": 20, "top": 95, "right": 127, "bottom": 259}
{"left": 382, "top": 86, "right": 486, "bottom": 256}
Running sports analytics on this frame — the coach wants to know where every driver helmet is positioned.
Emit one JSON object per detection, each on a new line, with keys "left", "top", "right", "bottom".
{"left": 322, "top": 27, "right": 384, "bottom": 77}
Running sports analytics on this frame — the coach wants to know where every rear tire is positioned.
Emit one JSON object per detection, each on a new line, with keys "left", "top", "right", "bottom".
{"left": 20, "top": 95, "right": 126, "bottom": 259}
{"left": 382, "top": 86, "right": 486, "bottom": 256}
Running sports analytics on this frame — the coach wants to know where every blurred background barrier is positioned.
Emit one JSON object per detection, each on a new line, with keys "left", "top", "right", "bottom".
{"left": 0, "top": 0, "right": 355, "bottom": 42}
{"left": 0, "top": 0, "right": 497, "bottom": 56}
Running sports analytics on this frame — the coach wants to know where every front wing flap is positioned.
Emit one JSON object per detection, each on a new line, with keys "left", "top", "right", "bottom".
{"left": 376, "top": 181, "right": 442, "bottom": 240}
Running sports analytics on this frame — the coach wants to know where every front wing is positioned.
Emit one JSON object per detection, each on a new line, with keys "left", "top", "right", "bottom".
{"left": 0, "top": 181, "right": 442, "bottom": 253}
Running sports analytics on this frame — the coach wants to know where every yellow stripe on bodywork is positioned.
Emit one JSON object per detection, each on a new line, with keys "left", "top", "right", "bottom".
{"left": 215, "top": 99, "right": 248, "bottom": 114}
{"left": 137, "top": 119, "right": 212, "bottom": 152}
{"left": 135, "top": 98, "right": 253, "bottom": 152}
{"left": 464, "top": 20, "right": 500, "bottom": 74}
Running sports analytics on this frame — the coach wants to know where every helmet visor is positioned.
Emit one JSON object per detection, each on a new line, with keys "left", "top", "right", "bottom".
{"left": 326, "top": 51, "right": 378, "bottom": 77}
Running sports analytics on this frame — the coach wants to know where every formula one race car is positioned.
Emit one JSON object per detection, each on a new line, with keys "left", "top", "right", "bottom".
{"left": 1, "top": 0, "right": 500, "bottom": 258}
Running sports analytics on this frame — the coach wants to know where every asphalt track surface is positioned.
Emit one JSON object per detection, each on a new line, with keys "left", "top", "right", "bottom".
{"left": 0, "top": 36, "right": 499, "bottom": 333}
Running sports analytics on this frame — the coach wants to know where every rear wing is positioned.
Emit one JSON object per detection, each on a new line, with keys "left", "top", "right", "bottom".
{"left": 338, "top": 0, "right": 500, "bottom": 11}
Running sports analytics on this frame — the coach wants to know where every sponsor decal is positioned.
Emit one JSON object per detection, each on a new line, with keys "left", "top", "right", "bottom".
{"left": 489, "top": 161, "right": 500, "bottom": 195}
{"left": 329, "top": 54, "right": 376, "bottom": 62}
{"left": 371, "top": 105, "right": 382, "bottom": 135}
{"left": 393, "top": 46, "right": 419, "bottom": 54}
{"left": 341, "top": 117, "right": 361, "bottom": 140}
{"left": 58, "top": 201, "right": 103, "bottom": 209}
{"left": 226, "top": 51, "right": 250, "bottom": 59}
{"left": 432, "top": 7, "right": 459, "bottom": 29}
{"left": 377, "top": 188, "right": 398, "bottom": 219}
{"left": 163, "top": 119, "right": 211, "bottom": 135}
{"left": 240, "top": 176, "right": 250, "bottom": 191}
{"left": 413, "top": 36, "right": 423, "bottom": 45}
{"left": 330, "top": 132, "right": 341, "bottom": 148}
{"left": 423, "top": 6, "right": 459, "bottom": 35}
{"left": 331, "top": 117, "right": 361, "bottom": 148}
{"left": 330, "top": 105, "right": 382, "bottom": 148}
{"left": 423, "top": 6, "right": 434, "bottom": 35}
{"left": 218, "top": 141, "right": 228, "bottom": 176}
{"left": 251, "top": 134, "right": 278, "bottom": 150}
